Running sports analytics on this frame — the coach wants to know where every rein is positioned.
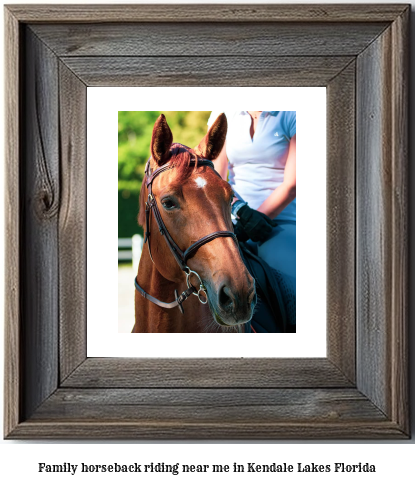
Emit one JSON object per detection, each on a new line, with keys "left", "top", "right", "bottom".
{"left": 135, "top": 155, "right": 237, "bottom": 314}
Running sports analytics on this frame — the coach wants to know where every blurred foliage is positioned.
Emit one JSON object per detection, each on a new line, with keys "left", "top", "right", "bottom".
{"left": 118, "top": 111, "right": 211, "bottom": 238}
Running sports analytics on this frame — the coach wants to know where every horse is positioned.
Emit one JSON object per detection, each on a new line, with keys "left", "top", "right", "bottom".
{"left": 132, "top": 113, "right": 256, "bottom": 333}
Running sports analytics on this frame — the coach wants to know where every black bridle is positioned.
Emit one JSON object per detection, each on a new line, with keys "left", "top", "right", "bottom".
{"left": 134, "top": 155, "right": 237, "bottom": 313}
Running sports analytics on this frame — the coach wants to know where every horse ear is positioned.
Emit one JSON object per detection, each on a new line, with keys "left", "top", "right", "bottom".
{"left": 151, "top": 114, "right": 173, "bottom": 166}
{"left": 195, "top": 113, "right": 227, "bottom": 161}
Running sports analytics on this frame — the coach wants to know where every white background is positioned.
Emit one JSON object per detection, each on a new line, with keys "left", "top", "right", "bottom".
{"left": 1, "top": 0, "right": 414, "bottom": 485}
{"left": 87, "top": 87, "right": 326, "bottom": 357}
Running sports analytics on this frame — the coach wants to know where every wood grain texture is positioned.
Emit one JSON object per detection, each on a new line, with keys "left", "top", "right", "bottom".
{"left": 356, "top": 15, "right": 408, "bottom": 432}
{"left": 61, "top": 56, "right": 354, "bottom": 87}
{"left": 326, "top": 61, "right": 356, "bottom": 383}
{"left": 62, "top": 358, "right": 352, "bottom": 389}
{"left": 4, "top": 7, "right": 21, "bottom": 438}
{"left": 4, "top": 4, "right": 410, "bottom": 439}
{"left": 21, "top": 28, "right": 60, "bottom": 419}
{"left": 8, "top": 418, "right": 406, "bottom": 441}
{"left": 32, "top": 388, "right": 386, "bottom": 423}
{"left": 7, "top": 4, "right": 409, "bottom": 23}
{"left": 356, "top": 29, "right": 391, "bottom": 416}
{"left": 58, "top": 62, "right": 87, "bottom": 381}
{"left": 31, "top": 22, "right": 388, "bottom": 57}
{"left": 389, "top": 8, "right": 409, "bottom": 433}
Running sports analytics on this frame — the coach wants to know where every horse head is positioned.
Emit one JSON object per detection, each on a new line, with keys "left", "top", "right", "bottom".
{"left": 137, "top": 113, "right": 256, "bottom": 329}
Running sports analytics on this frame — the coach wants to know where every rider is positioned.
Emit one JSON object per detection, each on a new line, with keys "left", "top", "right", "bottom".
{"left": 208, "top": 111, "right": 296, "bottom": 331}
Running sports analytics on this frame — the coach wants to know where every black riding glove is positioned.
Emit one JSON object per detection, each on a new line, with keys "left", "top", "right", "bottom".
{"left": 236, "top": 203, "right": 277, "bottom": 242}
{"left": 233, "top": 221, "right": 250, "bottom": 243}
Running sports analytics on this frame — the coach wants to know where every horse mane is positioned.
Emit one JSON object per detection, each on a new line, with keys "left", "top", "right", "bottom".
{"left": 137, "top": 143, "right": 200, "bottom": 228}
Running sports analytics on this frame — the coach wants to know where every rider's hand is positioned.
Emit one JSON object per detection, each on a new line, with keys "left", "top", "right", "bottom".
{"left": 236, "top": 204, "right": 277, "bottom": 242}
{"left": 233, "top": 221, "right": 249, "bottom": 242}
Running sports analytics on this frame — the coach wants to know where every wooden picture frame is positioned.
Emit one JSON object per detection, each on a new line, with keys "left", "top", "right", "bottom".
{"left": 4, "top": 4, "right": 409, "bottom": 439}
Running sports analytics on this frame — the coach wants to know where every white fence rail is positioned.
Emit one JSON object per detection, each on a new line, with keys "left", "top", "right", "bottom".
{"left": 118, "top": 234, "right": 143, "bottom": 271}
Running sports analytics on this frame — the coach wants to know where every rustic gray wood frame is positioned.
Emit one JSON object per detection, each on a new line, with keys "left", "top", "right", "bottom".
{"left": 4, "top": 4, "right": 409, "bottom": 439}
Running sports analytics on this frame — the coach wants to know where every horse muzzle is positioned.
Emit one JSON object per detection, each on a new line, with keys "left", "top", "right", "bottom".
{"left": 207, "top": 274, "right": 257, "bottom": 327}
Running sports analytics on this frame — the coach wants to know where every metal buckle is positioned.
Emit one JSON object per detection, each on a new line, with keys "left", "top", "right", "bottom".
{"left": 174, "top": 289, "right": 185, "bottom": 314}
{"left": 185, "top": 268, "right": 208, "bottom": 305}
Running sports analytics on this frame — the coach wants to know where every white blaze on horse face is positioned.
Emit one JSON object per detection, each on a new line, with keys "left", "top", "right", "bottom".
{"left": 195, "top": 176, "right": 207, "bottom": 189}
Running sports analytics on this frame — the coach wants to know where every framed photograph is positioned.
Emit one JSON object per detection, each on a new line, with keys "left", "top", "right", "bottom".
{"left": 4, "top": 4, "right": 409, "bottom": 439}
{"left": 114, "top": 106, "right": 302, "bottom": 337}
{"left": 91, "top": 92, "right": 325, "bottom": 356}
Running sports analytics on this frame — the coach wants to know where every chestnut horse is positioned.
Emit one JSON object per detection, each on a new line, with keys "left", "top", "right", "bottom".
{"left": 132, "top": 113, "right": 256, "bottom": 333}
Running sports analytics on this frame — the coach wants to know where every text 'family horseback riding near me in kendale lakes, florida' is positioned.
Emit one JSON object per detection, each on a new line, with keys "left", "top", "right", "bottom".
{"left": 37, "top": 461, "right": 376, "bottom": 475}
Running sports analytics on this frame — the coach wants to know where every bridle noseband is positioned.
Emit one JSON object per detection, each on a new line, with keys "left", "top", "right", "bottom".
{"left": 134, "top": 154, "right": 238, "bottom": 314}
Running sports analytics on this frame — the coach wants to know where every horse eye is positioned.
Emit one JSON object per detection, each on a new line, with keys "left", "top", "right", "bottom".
{"left": 162, "top": 199, "right": 176, "bottom": 210}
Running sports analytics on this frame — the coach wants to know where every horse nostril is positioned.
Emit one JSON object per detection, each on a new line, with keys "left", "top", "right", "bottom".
{"left": 219, "top": 285, "right": 233, "bottom": 310}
